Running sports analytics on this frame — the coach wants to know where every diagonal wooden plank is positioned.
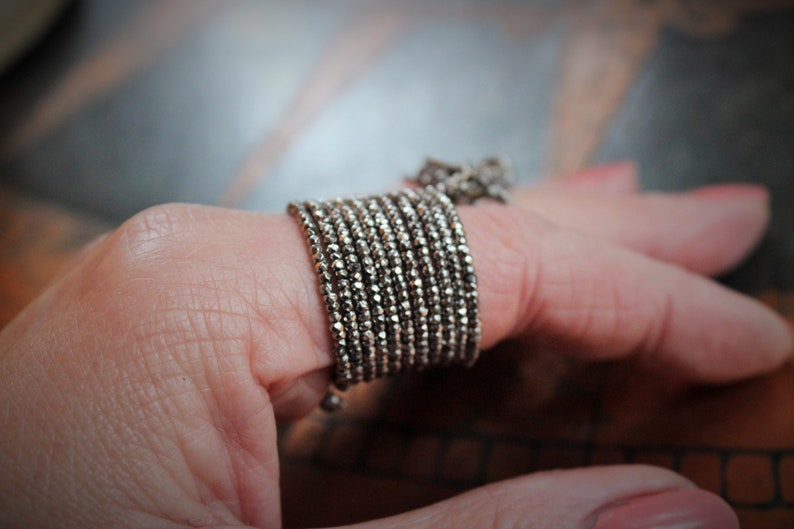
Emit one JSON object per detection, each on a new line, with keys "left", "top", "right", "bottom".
{"left": 0, "top": 0, "right": 225, "bottom": 161}
{"left": 547, "top": 0, "right": 794, "bottom": 178}
{"left": 547, "top": 1, "right": 662, "bottom": 177}
{"left": 219, "top": 8, "right": 410, "bottom": 208}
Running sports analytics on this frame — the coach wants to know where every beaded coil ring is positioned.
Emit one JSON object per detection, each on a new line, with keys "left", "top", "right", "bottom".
{"left": 287, "top": 158, "right": 511, "bottom": 411}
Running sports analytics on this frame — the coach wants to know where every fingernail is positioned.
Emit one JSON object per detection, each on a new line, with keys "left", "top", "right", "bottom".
{"left": 689, "top": 183, "right": 769, "bottom": 203}
{"left": 592, "top": 489, "right": 739, "bottom": 529}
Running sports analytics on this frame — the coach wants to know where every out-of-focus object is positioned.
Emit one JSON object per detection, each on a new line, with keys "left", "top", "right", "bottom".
{"left": 0, "top": 0, "right": 70, "bottom": 74}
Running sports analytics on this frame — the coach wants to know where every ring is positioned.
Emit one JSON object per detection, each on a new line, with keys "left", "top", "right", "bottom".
{"left": 287, "top": 158, "right": 512, "bottom": 411}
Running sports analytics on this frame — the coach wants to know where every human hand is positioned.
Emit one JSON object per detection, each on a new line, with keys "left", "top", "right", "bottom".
{"left": 1, "top": 163, "right": 790, "bottom": 528}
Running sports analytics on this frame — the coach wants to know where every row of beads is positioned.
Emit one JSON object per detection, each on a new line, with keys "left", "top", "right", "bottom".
{"left": 288, "top": 186, "right": 481, "bottom": 390}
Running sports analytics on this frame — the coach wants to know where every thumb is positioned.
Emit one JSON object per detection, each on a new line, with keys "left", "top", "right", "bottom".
{"left": 331, "top": 465, "right": 737, "bottom": 529}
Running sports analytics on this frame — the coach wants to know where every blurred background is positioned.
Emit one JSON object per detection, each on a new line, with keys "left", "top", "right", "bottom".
{"left": 1, "top": 1, "right": 793, "bottom": 527}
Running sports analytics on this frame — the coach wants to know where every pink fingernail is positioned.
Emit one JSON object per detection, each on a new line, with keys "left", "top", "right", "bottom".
{"left": 592, "top": 489, "right": 739, "bottom": 529}
{"left": 689, "top": 183, "right": 769, "bottom": 202}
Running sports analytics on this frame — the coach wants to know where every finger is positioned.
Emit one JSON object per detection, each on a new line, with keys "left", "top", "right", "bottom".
{"left": 59, "top": 231, "right": 111, "bottom": 275}
{"left": 466, "top": 204, "right": 793, "bottom": 382}
{"left": 331, "top": 465, "right": 737, "bottom": 529}
{"left": 541, "top": 160, "right": 639, "bottom": 195}
{"left": 509, "top": 183, "right": 770, "bottom": 276}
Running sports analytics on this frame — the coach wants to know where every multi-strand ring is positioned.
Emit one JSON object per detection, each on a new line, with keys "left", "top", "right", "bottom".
{"left": 287, "top": 158, "right": 512, "bottom": 411}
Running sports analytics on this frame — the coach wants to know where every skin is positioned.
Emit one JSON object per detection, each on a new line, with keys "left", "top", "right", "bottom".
{"left": 0, "top": 164, "right": 791, "bottom": 528}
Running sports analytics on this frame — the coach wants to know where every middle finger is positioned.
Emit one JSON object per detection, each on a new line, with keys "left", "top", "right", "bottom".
{"left": 511, "top": 183, "right": 769, "bottom": 276}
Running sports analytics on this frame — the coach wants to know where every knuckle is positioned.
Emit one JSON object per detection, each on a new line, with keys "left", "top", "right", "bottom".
{"left": 535, "top": 239, "right": 670, "bottom": 361}
{"left": 114, "top": 203, "right": 196, "bottom": 269}
{"left": 79, "top": 203, "right": 224, "bottom": 330}
{"left": 534, "top": 242, "right": 624, "bottom": 355}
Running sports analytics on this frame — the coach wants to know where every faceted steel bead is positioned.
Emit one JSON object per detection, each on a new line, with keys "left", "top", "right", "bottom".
{"left": 306, "top": 200, "right": 365, "bottom": 384}
{"left": 393, "top": 190, "right": 444, "bottom": 366}
{"left": 286, "top": 202, "right": 351, "bottom": 387}
{"left": 369, "top": 196, "right": 417, "bottom": 371}
{"left": 340, "top": 199, "right": 392, "bottom": 378}
{"left": 427, "top": 187, "right": 482, "bottom": 365}
{"left": 353, "top": 201, "right": 402, "bottom": 373}
{"left": 420, "top": 189, "right": 472, "bottom": 364}
{"left": 410, "top": 189, "right": 458, "bottom": 364}
{"left": 379, "top": 192, "right": 428, "bottom": 368}
{"left": 326, "top": 201, "right": 378, "bottom": 381}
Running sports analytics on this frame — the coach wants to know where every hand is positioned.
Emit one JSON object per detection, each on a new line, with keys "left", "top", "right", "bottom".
{"left": 1, "top": 163, "right": 790, "bottom": 528}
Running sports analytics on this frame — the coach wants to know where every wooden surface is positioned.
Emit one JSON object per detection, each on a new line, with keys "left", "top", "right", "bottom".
{"left": 1, "top": 1, "right": 793, "bottom": 527}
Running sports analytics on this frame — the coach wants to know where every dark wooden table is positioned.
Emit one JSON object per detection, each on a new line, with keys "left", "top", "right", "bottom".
{"left": 1, "top": 1, "right": 793, "bottom": 527}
